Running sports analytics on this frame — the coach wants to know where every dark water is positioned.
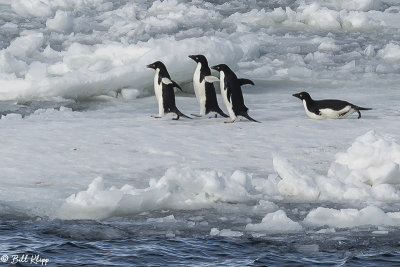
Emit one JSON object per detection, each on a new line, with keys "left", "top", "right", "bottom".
{"left": 1, "top": 216, "right": 400, "bottom": 267}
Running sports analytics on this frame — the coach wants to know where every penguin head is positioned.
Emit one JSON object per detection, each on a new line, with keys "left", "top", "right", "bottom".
{"left": 211, "top": 64, "right": 231, "bottom": 73}
{"left": 293, "top": 91, "right": 311, "bottom": 101}
{"left": 188, "top": 55, "right": 208, "bottom": 65}
{"left": 146, "top": 61, "right": 166, "bottom": 71}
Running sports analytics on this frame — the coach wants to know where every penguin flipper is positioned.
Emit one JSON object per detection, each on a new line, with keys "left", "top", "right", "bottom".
{"left": 171, "top": 80, "right": 183, "bottom": 92}
{"left": 226, "top": 86, "right": 232, "bottom": 104}
{"left": 204, "top": 75, "right": 220, "bottom": 83}
{"left": 238, "top": 78, "right": 255, "bottom": 86}
{"left": 240, "top": 112, "right": 261, "bottom": 123}
{"left": 162, "top": 78, "right": 183, "bottom": 92}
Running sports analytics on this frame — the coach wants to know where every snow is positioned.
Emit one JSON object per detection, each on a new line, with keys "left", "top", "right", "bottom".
{"left": 300, "top": 3, "right": 342, "bottom": 30}
{"left": 273, "top": 155, "right": 320, "bottom": 201}
{"left": 325, "top": 0, "right": 383, "bottom": 12}
{"left": 59, "top": 167, "right": 257, "bottom": 220}
{"left": 0, "top": 1, "right": 398, "bottom": 100}
{"left": 328, "top": 131, "right": 400, "bottom": 187}
{"left": 304, "top": 206, "right": 400, "bottom": 228}
{"left": 269, "top": 131, "right": 400, "bottom": 204}
{"left": 377, "top": 43, "right": 400, "bottom": 62}
{"left": 7, "top": 31, "right": 44, "bottom": 59}
{"left": 11, "top": 0, "right": 53, "bottom": 18}
{"left": 0, "top": 0, "right": 400, "bottom": 235}
{"left": 46, "top": 11, "right": 74, "bottom": 33}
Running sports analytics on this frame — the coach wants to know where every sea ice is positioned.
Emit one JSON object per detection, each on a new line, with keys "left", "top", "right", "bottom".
{"left": 304, "top": 206, "right": 400, "bottom": 228}
{"left": 59, "top": 168, "right": 258, "bottom": 219}
{"left": 328, "top": 131, "right": 400, "bottom": 187}
{"left": 0, "top": 0, "right": 400, "bottom": 235}
{"left": 245, "top": 210, "right": 303, "bottom": 233}
{"left": 210, "top": 228, "right": 243, "bottom": 237}
{"left": 46, "top": 11, "right": 74, "bottom": 33}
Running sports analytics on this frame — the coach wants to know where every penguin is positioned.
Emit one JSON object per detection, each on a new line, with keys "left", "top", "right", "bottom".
{"left": 188, "top": 55, "right": 228, "bottom": 118}
{"left": 292, "top": 91, "right": 372, "bottom": 119}
{"left": 146, "top": 61, "right": 191, "bottom": 120}
{"left": 210, "top": 64, "right": 260, "bottom": 123}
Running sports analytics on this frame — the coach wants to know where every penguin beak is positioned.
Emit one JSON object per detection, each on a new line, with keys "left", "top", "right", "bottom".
{"left": 211, "top": 65, "right": 218, "bottom": 71}
{"left": 146, "top": 64, "right": 155, "bottom": 69}
{"left": 188, "top": 55, "right": 196, "bottom": 61}
{"left": 292, "top": 93, "right": 301, "bottom": 99}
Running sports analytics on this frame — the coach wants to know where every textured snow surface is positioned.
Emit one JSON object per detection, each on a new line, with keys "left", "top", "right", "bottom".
{"left": 0, "top": 0, "right": 400, "bottom": 235}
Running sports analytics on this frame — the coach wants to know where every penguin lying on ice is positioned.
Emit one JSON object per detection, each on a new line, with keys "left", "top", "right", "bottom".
{"left": 293, "top": 91, "right": 372, "bottom": 119}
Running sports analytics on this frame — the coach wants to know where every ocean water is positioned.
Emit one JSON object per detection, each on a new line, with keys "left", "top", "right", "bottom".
{"left": 1, "top": 0, "right": 400, "bottom": 266}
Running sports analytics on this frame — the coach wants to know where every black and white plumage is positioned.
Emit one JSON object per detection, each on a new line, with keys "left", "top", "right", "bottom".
{"left": 146, "top": 61, "right": 190, "bottom": 120}
{"left": 188, "top": 55, "right": 228, "bottom": 118}
{"left": 292, "top": 91, "right": 372, "bottom": 119}
{"left": 210, "top": 64, "right": 260, "bottom": 123}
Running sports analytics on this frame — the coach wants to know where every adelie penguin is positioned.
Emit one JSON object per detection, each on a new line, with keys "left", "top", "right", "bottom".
{"left": 188, "top": 55, "right": 228, "bottom": 118}
{"left": 293, "top": 91, "right": 372, "bottom": 119}
{"left": 146, "top": 61, "right": 191, "bottom": 120}
{"left": 210, "top": 64, "right": 260, "bottom": 123}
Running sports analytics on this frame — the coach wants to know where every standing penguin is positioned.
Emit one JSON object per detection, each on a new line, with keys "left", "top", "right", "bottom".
{"left": 146, "top": 61, "right": 191, "bottom": 120}
{"left": 188, "top": 55, "right": 228, "bottom": 118}
{"left": 211, "top": 64, "right": 260, "bottom": 123}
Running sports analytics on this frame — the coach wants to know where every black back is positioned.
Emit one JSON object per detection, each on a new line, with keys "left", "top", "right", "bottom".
{"left": 294, "top": 91, "right": 353, "bottom": 115}
{"left": 314, "top": 99, "right": 352, "bottom": 110}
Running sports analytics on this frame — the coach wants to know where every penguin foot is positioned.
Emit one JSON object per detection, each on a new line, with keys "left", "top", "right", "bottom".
{"left": 208, "top": 114, "right": 218, "bottom": 119}
{"left": 356, "top": 110, "right": 361, "bottom": 119}
{"left": 191, "top": 114, "right": 203, "bottom": 117}
{"left": 151, "top": 115, "right": 163, "bottom": 118}
{"left": 224, "top": 119, "right": 236, "bottom": 123}
{"left": 172, "top": 115, "right": 180, "bottom": 120}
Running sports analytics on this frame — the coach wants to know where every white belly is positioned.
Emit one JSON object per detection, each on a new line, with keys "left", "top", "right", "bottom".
{"left": 154, "top": 69, "right": 164, "bottom": 115}
{"left": 303, "top": 100, "right": 354, "bottom": 119}
{"left": 219, "top": 72, "right": 236, "bottom": 120}
{"left": 193, "top": 63, "right": 206, "bottom": 115}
